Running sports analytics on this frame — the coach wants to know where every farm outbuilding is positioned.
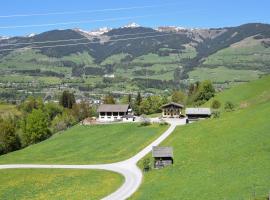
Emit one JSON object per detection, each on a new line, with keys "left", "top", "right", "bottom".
{"left": 161, "top": 102, "right": 184, "bottom": 118}
{"left": 185, "top": 108, "right": 211, "bottom": 122}
{"left": 152, "top": 146, "right": 174, "bottom": 169}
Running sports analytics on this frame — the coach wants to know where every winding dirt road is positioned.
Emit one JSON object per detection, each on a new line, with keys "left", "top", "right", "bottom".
{"left": 0, "top": 118, "right": 186, "bottom": 200}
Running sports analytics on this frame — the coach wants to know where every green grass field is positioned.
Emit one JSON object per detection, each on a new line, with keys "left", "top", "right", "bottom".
{"left": 0, "top": 169, "right": 123, "bottom": 200}
{"left": 131, "top": 76, "right": 270, "bottom": 200}
{"left": 188, "top": 66, "right": 263, "bottom": 83}
{"left": 0, "top": 123, "right": 168, "bottom": 164}
{"left": 203, "top": 36, "right": 270, "bottom": 72}
{"left": 206, "top": 75, "right": 270, "bottom": 109}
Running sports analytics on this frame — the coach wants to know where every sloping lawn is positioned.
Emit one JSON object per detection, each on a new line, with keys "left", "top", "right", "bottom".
{"left": 0, "top": 123, "right": 168, "bottom": 164}
{"left": 131, "top": 101, "right": 270, "bottom": 200}
{"left": 0, "top": 169, "right": 123, "bottom": 200}
{"left": 206, "top": 75, "right": 270, "bottom": 108}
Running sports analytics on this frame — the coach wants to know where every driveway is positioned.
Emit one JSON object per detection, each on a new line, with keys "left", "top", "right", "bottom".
{"left": 0, "top": 118, "right": 186, "bottom": 200}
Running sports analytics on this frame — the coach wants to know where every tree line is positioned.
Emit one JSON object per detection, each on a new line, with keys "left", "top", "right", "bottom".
{"left": 0, "top": 91, "right": 96, "bottom": 155}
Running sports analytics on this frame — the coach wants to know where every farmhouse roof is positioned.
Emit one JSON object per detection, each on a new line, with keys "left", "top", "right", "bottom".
{"left": 152, "top": 146, "right": 173, "bottom": 158}
{"left": 185, "top": 108, "right": 211, "bottom": 115}
{"left": 161, "top": 102, "right": 184, "bottom": 108}
{"left": 97, "top": 104, "right": 130, "bottom": 112}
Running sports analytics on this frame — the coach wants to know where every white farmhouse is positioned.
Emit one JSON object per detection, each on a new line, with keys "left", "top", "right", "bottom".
{"left": 97, "top": 104, "right": 134, "bottom": 122}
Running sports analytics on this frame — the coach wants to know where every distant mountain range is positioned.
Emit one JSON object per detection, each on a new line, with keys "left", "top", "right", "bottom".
{"left": 0, "top": 22, "right": 270, "bottom": 96}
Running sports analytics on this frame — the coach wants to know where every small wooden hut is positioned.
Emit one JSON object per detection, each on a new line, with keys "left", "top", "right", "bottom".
{"left": 152, "top": 146, "right": 174, "bottom": 168}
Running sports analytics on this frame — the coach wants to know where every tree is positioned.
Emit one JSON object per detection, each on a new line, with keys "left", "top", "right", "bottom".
{"left": 171, "top": 91, "right": 186, "bottom": 104}
{"left": 211, "top": 99, "right": 221, "bottom": 109}
{"left": 192, "top": 80, "right": 215, "bottom": 105}
{"left": 59, "top": 91, "right": 75, "bottom": 109}
{"left": 51, "top": 111, "right": 76, "bottom": 133}
{"left": 103, "top": 94, "right": 115, "bottom": 104}
{"left": 44, "top": 102, "right": 63, "bottom": 121}
{"left": 71, "top": 101, "right": 92, "bottom": 121}
{"left": 20, "top": 96, "right": 44, "bottom": 113}
{"left": 134, "top": 92, "right": 142, "bottom": 115}
{"left": 0, "top": 116, "right": 20, "bottom": 155}
{"left": 22, "top": 109, "right": 51, "bottom": 145}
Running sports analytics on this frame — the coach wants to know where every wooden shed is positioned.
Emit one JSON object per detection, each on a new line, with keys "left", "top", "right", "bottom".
{"left": 152, "top": 146, "right": 174, "bottom": 168}
{"left": 185, "top": 108, "right": 211, "bottom": 123}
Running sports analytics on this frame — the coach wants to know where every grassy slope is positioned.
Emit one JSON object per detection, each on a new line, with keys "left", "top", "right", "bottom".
{"left": 188, "top": 66, "right": 262, "bottom": 83}
{"left": 203, "top": 36, "right": 270, "bottom": 72}
{"left": 131, "top": 76, "right": 270, "bottom": 200}
{"left": 206, "top": 75, "right": 270, "bottom": 108}
{"left": 0, "top": 169, "right": 123, "bottom": 200}
{"left": 0, "top": 123, "right": 168, "bottom": 164}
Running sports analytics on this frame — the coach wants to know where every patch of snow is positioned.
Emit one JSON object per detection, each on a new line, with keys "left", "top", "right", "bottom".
{"left": 0, "top": 36, "right": 10, "bottom": 40}
{"left": 27, "top": 33, "right": 36, "bottom": 37}
{"left": 123, "top": 22, "right": 140, "bottom": 28}
{"left": 75, "top": 27, "right": 111, "bottom": 37}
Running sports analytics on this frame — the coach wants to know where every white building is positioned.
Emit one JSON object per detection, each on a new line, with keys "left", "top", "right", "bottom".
{"left": 97, "top": 104, "right": 134, "bottom": 122}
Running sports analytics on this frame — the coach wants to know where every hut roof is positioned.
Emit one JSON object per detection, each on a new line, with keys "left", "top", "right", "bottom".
{"left": 97, "top": 104, "right": 129, "bottom": 112}
{"left": 161, "top": 102, "right": 184, "bottom": 108}
{"left": 185, "top": 108, "right": 211, "bottom": 115}
{"left": 152, "top": 146, "right": 173, "bottom": 158}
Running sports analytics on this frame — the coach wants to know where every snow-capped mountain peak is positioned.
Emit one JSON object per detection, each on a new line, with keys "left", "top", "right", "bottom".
{"left": 74, "top": 27, "right": 111, "bottom": 37}
{"left": 123, "top": 22, "right": 140, "bottom": 28}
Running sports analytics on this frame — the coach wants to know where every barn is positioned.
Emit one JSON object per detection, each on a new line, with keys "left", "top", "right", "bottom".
{"left": 152, "top": 146, "right": 174, "bottom": 168}
{"left": 185, "top": 108, "right": 211, "bottom": 122}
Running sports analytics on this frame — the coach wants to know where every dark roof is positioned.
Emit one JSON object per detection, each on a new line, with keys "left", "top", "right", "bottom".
{"left": 161, "top": 102, "right": 184, "bottom": 108}
{"left": 97, "top": 104, "right": 130, "bottom": 112}
{"left": 185, "top": 108, "right": 211, "bottom": 115}
{"left": 152, "top": 146, "right": 173, "bottom": 158}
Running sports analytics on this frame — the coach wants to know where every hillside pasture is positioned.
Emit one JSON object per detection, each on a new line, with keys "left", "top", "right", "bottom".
{"left": 0, "top": 169, "right": 123, "bottom": 200}
{"left": 0, "top": 123, "right": 168, "bottom": 164}
{"left": 132, "top": 101, "right": 270, "bottom": 200}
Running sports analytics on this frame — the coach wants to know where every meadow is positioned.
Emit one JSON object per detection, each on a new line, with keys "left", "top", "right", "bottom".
{"left": 0, "top": 123, "right": 168, "bottom": 164}
{"left": 131, "top": 76, "right": 270, "bottom": 200}
{"left": 0, "top": 169, "right": 123, "bottom": 200}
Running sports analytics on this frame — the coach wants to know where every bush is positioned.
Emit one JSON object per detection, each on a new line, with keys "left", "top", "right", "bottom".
{"left": 212, "top": 110, "right": 221, "bottom": 118}
{"left": 224, "top": 101, "right": 235, "bottom": 112}
{"left": 22, "top": 109, "right": 51, "bottom": 145}
{"left": 143, "top": 158, "right": 151, "bottom": 172}
{"left": 211, "top": 99, "right": 221, "bottom": 109}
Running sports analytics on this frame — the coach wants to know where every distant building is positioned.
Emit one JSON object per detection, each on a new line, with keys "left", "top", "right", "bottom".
{"left": 185, "top": 108, "right": 211, "bottom": 122}
{"left": 97, "top": 104, "right": 134, "bottom": 122}
{"left": 161, "top": 102, "right": 184, "bottom": 118}
{"left": 152, "top": 146, "right": 174, "bottom": 169}
{"left": 103, "top": 74, "right": 115, "bottom": 78}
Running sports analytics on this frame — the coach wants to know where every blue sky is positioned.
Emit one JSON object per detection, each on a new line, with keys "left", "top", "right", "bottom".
{"left": 0, "top": 0, "right": 269, "bottom": 36}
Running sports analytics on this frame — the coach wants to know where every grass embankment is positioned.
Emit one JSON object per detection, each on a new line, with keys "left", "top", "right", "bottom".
{"left": 206, "top": 74, "right": 270, "bottom": 108}
{"left": 131, "top": 76, "right": 270, "bottom": 200}
{"left": 0, "top": 123, "right": 168, "bottom": 164}
{"left": 0, "top": 169, "right": 123, "bottom": 200}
